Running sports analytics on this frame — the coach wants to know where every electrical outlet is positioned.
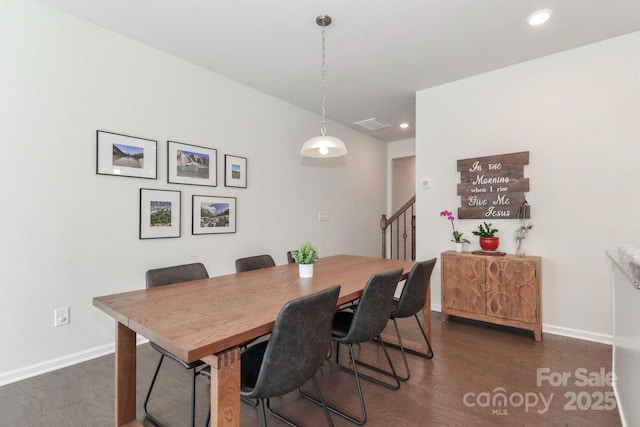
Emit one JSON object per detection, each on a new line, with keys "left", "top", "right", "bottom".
{"left": 54, "top": 307, "right": 70, "bottom": 327}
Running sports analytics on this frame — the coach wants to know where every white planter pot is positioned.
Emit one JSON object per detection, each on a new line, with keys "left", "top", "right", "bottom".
{"left": 455, "top": 242, "right": 463, "bottom": 252}
{"left": 299, "top": 263, "right": 314, "bottom": 278}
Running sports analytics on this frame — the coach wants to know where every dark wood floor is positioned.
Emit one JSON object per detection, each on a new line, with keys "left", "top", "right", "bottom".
{"left": 0, "top": 312, "right": 621, "bottom": 427}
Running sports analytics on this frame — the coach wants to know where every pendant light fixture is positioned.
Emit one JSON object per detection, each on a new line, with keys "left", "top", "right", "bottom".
{"left": 301, "top": 15, "right": 348, "bottom": 158}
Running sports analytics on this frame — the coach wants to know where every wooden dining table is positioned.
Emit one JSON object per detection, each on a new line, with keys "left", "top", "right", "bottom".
{"left": 93, "top": 254, "right": 428, "bottom": 427}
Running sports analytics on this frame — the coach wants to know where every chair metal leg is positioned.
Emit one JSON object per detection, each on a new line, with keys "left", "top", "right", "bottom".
{"left": 312, "top": 374, "right": 335, "bottom": 427}
{"left": 143, "top": 354, "right": 165, "bottom": 426}
{"left": 395, "top": 314, "right": 434, "bottom": 374}
{"left": 404, "top": 314, "right": 434, "bottom": 359}
{"left": 267, "top": 374, "right": 334, "bottom": 427}
{"left": 368, "top": 314, "right": 434, "bottom": 382}
{"left": 384, "top": 315, "right": 434, "bottom": 360}
{"left": 391, "top": 317, "right": 413, "bottom": 381}
{"left": 299, "top": 343, "right": 369, "bottom": 425}
{"left": 242, "top": 396, "right": 260, "bottom": 406}
{"left": 386, "top": 316, "right": 434, "bottom": 358}
{"left": 144, "top": 353, "right": 199, "bottom": 427}
{"left": 190, "top": 368, "right": 197, "bottom": 427}
{"left": 340, "top": 336, "right": 401, "bottom": 391}
{"left": 258, "top": 399, "right": 269, "bottom": 427}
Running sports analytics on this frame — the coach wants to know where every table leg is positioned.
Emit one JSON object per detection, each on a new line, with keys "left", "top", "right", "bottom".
{"left": 202, "top": 347, "right": 241, "bottom": 427}
{"left": 115, "top": 321, "right": 137, "bottom": 426}
{"left": 425, "top": 283, "right": 432, "bottom": 342}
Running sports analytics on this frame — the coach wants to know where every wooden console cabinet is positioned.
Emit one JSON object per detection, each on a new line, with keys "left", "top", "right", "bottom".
{"left": 441, "top": 251, "right": 542, "bottom": 341}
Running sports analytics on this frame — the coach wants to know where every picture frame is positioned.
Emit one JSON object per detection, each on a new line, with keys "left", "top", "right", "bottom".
{"left": 192, "top": 195, "right": 236, "bottom": 234}
{"left": 140, "top": 188, "right": 181, "bottom": 239}
{"left": 224, "top": 154, "right": 247, "bottom": 188}
{"left": 167, "top": 141, "right": 217, "bottom": 187}
{"left": 97, "top": 130, "right": 157, "bottom": 179}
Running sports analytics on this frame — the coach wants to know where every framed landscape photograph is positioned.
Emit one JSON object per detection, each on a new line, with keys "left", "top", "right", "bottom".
{"left": 140, "top": 189, "right": 181, "bottom": 239}
{"left": 97, "top": 130, "right": 157, "bottom": 179}
{"left": 167, "top": 141, "right": 217, "bottom": 187}
{"left": 192, "top": 195, "right": 236, "bottom": 235}
{"left": 224, "top": 155, "right": 247, "bottom": 188}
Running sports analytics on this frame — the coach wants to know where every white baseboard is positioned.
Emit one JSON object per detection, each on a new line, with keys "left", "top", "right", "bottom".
{"left": 541, "top": 324, "right": 612, "bottom": 345}
{"left": 613, "top": 382, "right": 628, "bottom": 427}
{"left": 0, "top": 337, "right": 148, "bottom": 387}
{"left": 2, "top": 310, "right": 612, "bottom": 387}
{"left": 430, "top": 304, "right": 613, "bottom": 345}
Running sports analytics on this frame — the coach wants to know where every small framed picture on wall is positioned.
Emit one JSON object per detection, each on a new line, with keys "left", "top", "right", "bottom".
{"left": 167, "top": 141, "right": 217, "bottom": 187}
{"left": 97, "top": 130, "right": 157, "bottom": 179}
{"left": 224, "top": 155, "right": 247, "bottom": 188}
{"left": 139, "top": 188, "right": 181, "bottom": 239}
{"left": 192, "top": 195, "right": 236, "bottom": 234}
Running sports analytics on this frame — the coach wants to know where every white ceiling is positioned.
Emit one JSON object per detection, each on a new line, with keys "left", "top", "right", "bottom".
{"left": 36, "top": 0, "right": 640, "bottom": 142}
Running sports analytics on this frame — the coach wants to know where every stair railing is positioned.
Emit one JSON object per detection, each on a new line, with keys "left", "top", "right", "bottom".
{"left": 380, "top": 195, "right": 416, "bottom": 260}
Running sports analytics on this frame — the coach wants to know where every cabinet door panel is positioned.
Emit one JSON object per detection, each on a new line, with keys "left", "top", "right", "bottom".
{"left": 442, "top": 255, "right": 486, "bottom": 314}
{"left": 486, "top": 259, "right": 537, "bottom": 323}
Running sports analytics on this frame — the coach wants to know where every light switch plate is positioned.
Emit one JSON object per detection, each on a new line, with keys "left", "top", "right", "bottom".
{"left": 54, "top": 307, "right": 70, "bottom": 327}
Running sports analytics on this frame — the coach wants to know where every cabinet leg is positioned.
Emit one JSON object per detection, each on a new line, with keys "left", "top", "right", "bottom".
{"left": 534, "top": 328, "right": 542, "bottom": 341}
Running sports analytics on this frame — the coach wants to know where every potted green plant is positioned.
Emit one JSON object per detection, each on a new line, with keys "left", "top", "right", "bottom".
{"left": 440, "top": 210, "right": 470, "bottom": 252}
{"left": 472, "top": 222, "right": 500, "bottom": 251}
{"left": 291, "top": 241, "right": 319, "bottom": 278}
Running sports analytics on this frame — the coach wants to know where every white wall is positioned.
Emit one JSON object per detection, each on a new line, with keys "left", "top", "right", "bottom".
{"left": 0, "top": 0, "right": 387, "bottom": 384}
{"left": 416, "top": 32, "right": 640, "bottom": 342}
{"left": 386, "top": 138, "right": 416, "bottom": 214}
{"left": 392, "top": 156, "right": 415, "bottom": 212}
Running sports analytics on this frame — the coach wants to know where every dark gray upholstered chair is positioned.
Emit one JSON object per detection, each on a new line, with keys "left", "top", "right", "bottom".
{"left": 143, "top": 262, "right": 209, "bottom": 427}
{"left": 300, "top": 268, "right": 404, "bottom": 425}
{"left": 287, "top": 251, "right": 296, "bottom": 264}
{"left": 204, "top": 285, "right": 340, "bottom": 427}
{"left": 388, "top": 258, "right": 437, "bottom": 379}
{"left": 353, "top": 258, "right": 437, "bottom": 382}
{"left": 235, "top": 254, "right": 276, "bottom": 272}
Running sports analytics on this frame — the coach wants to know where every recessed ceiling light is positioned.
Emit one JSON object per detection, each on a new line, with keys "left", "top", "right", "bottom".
{"left": 399, "top": 123, "right": 409, "bottom": 129}
{"left": 528, "top": 9, "right": 553, "bottom": 26}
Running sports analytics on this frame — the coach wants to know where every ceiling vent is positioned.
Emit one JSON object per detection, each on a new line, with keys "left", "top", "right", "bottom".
{"left": 353, "top": 118, "right": 391, "bottom": 131}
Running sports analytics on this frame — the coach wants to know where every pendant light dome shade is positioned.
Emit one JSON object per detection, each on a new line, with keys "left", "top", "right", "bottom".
{"left": 301, "top": 135, "right": 348, "bottom": 158}
{"left": 301, "top": 14, "right": 347, "bottom": 158}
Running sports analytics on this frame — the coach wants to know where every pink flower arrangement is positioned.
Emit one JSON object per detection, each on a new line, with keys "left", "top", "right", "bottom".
{"left": 440, "top": 210, "right": 470, "bottom": 243}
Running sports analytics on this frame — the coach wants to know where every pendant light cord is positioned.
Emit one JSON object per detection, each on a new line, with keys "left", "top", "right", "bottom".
{"left": 300, "top": 15, "right": 347, "bottom": 158}
{"left": 320, "top": 20, "right": 327, "bottom": 137}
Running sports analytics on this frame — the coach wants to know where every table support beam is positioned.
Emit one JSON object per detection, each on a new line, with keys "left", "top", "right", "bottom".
{"left": 426, "top": 287, "right": 431, "bottom": 341}
{"left": 202, "top": 347, "right": 241, "bottom": 427}
{"left": 115, "top": 321, "right": 137, "bottom": 426}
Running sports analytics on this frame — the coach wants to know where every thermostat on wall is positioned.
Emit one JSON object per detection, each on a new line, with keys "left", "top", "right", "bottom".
{"left": 421, "top": 178, "right": 431, "bottom": 188}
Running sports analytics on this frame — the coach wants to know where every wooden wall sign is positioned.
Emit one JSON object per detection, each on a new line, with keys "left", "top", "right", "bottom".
{"left": 457, "top": 151, "right": 530, "bottom": 219}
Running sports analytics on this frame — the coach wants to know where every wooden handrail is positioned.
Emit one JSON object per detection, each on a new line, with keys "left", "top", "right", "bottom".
{"left": 381, "top": 195, "right": 416, "bottom": 260}
{"left": 383, "top": 195, "right": 415, "bottom": 226}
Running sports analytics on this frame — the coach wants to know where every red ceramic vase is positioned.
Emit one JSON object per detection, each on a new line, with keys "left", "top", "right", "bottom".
{"left": 479, "top": 237, "right": 500, "bottom": 251}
